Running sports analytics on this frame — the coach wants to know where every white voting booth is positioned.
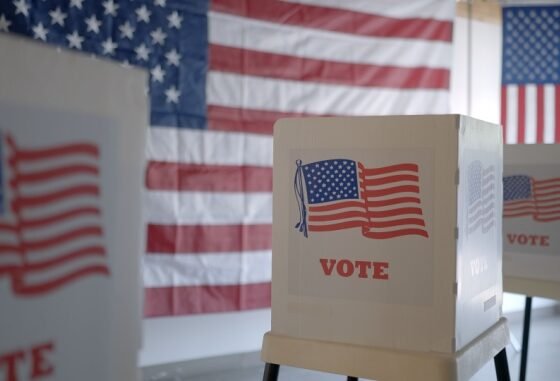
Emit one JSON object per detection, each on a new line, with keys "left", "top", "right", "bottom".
{"left": 0, "top": 35, "right": 147, "bottom": 380}
{"left": 262, "top": 115, "right": 510, "bottom": 380}
{"left": 503, "top": 144, "right": 560, "bottom": 299}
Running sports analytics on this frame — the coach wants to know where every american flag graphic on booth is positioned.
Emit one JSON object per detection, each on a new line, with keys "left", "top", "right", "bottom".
{"left": 504, "top": 175, "right": 560, "bottom": 222}
{"left": 467, "top": 160, "right": 496, "bottom": 234}
{"left": 294, "top": 159, "right": 429, "bottom": 240}
{"left": 0, "top": 134, "right": 109, "bottom": 296}
{"left": 501, "top": 5, "right": 560, "bottom": 144}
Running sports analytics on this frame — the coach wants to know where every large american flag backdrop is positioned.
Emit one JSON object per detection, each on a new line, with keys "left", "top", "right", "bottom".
{"left": 0, "top": 0, "right": 454, "bottom": 316}
{"left": 501, "top": 5, "right": 560, "bottom": 144}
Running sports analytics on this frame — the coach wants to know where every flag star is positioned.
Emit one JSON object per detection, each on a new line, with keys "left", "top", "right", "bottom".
{"left": 102, "top": 38, "right": 117, "bottom": 55}
{"left": 168, "top": 11, "right": 182, "bottom": 29}
{"left": 70, "top": 0, "right": 84, "bottom": 9}
{"left": 85, "top": 15, "right": 101, "bottom": 34}
{"left": 13, "top": 0, "right": 30, "bottom": 17}
{"left": 154, "top": 0, "right": 166, "bottom": 7}
{"left": 150, "top": 64, "right": 165, "bottom": 82}
{"left": 121, "top": 60, "right": 131, "bottom": 68}
{"left": 165, "top": 86, "right": 180, "bottom": 103}
{"left": 103, "top": 0, "right": 119, "bottom": 16}
{"left": 151, "top": 28, "right": 167, "bottom": 45}
{"left": 66, "top": 31, "right": 84, "bottom": 49}
{"left": 119, "top": 21, "right": 135, "bottom": 39}
{"left": 49, "top": 7, "right": 67, "bottom": 26}
{"left": 32, "top": 22, "right": 48, "bottom": 41}
{"left": 135, "top": 43, "right": 150, "bottom": 61}
{"left": 136, "top": 5, "right": 151, "bottom": 23}
{"left": 0, "top": 14, "right": 12, "bottom": 31}
{"left": 165, "top": 49, "right": 181, "bottom": 66}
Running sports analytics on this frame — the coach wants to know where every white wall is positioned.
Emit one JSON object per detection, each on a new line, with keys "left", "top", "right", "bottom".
{"left": 140, "top": 15, "right": 555, "bottom": 368}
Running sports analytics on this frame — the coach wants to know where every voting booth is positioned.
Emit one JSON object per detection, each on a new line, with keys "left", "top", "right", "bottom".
{"left": 503, "top": 144, "right": 560, "bottom": 299}
{"left": 0, "top": 35, "right": 147, "bottom": 380}
{"left": 262, "top": 115, "right": 510, "bottom": 380}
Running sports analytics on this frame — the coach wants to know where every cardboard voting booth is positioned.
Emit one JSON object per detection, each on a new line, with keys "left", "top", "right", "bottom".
{"left": 503, "top": 144, "right": 560, "bottom": 300}
{"left": 0, "top": 35, "right": 147, "bottom": 380}
{"left": 263, "top": 115, "right": 508, "bottom": 380}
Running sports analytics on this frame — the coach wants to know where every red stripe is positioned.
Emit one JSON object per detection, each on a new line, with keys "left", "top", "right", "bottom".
{"left": 23, "top": 246, "right": 106, "bottom": 270}
{"left": 0, "top": 244, "right": 19, "bottom": 254}
{"left": 556, "top": 85, "right": 560, "bottom": 143}
{"left": 146, "top": 161, "right": 272, "bottom": 192}
{"left": 363, "top": 185, "right": 419, "bottom": 197}
{"left": 23, "top": 226, "right": 102, "bottom": 251}
{"left": 363, "top": 174, "right": 419, "bottom": 186}
{"left": 11, "top": 185, "right": 99, "bottom": 211}
{"left": 207, "top": 105, "right": 311, "bottom": 135}
{"left": 6, "top": 136, "right": 98, "bottom": 163}
{"left": 308, "top": 210, "right": 367, "bottom": 222}
{"left": 20, "top": 207, "right": 100, "bottom": 229}
{"left": 11, "top": 164, "right": 99, "bottom": 186}
{"left": 211, "top": 0, "right": 453, "bottom": 42}
{"left": 501, "top": 85, "right": 507, "bottom": 143}
{"left": 309, "top": 220, "right": 365, "bottom": 231}
{"left": 0, "top": 223, "right": 17, "bottom": 232}
{"left": 360, "top": 163, "right": 418, "bottom": 176}
{"left": 210, "top": 44, "right": 450, "bottom": 89}
{"left": 536, "top": 85, "right": 544, "bottom": 143}
{"left": 362, "top": 228, "right": 429, "bottom": 239}
{"left": 308, "top": 200, "right": 364, "bottom": 212}
{"left": 518, "top": 85, "right": 526, "bottom": 143}
{"left": 147, "top": 224, "right": 272, "bottom": 254}
{"left": 144, "top": 283, "right": 271, "bottom": 317}
{"left": 13, "top": 266, "right": 110, "bottom": 296}
{"left": 535, "top": 177, "right": 560, "bottom": 186}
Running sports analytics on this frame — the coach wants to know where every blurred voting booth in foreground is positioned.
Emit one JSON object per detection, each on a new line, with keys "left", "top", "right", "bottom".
{"left": 0, "top": 34, "right": 147, "bottom": 380}
{"left": 263, "top": 115, "right": 510, "bottom": 380}
{"left": 503, "top": 144, "right": 560, "bottom": 299}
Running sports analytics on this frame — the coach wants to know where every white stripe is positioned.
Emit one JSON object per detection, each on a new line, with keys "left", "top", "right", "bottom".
{"left": 143, "top": 251, "right": 272, "bottom": 287}
{"left": 19, "top": 199, "right": 101, "bottom": 224}
{"left": 146, "top": 127, "right": 273, "bottom": 167}
{"left": 506, "top": 85, "right": 518, "bottom": 144}
{"left": 21, "top": 214, "right": 102, "bottom": 243}
{"left": 544, "top": 84, "right": 555, "bottom": 144}
{"left": 281, "top": 0, "right": 455, "bottom": 21}
{"left": 209, "top": 12, "right": 452, "bottom": 69}
{"left": 525, "top": 84, "right": 537, "bottom": 144}
{"left": 22, "top": 254, "right": 108, "bottom": 287}
{"left": 208, "top": 72, "right": 449, "bottom": 116}
{"left": 145, "top": 190, "right": 273, "bottom": 225}
{"left": 17, "top": 154, "right": 99, "bottom": 174}
{"left": 18, "top": 176, "right": 98, "bottom": 197}
{"left": 25, "top": 236, "right": 105, "bottom": 264}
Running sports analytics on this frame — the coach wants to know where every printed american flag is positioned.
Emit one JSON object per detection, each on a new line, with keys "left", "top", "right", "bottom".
{"left": 501, "top": 5, "right": 560, "bottom": 144}
{"left": 296, "top": 159, "right": 429, "bottom": 239}
{"left": 504, "top": 175, "right": 560, "bottom": 222}
{"left": 467, "top": 161, "right": 496, "bottom": 234}
{"left": 0, "top": 134, "right": 109, "bottom": 296}
{"left": 0, "top": 0, "right": 453, "bottom": 315}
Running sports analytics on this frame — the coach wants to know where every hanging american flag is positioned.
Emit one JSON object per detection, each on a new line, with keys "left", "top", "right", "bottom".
{"left": 0, "top": 0, "right": 453, "bottom": 316}
{"left": 0, "top": 134, "right": 109, "bottom": 296}
{"left": 467, "top": 161, "right": 496, "bottom": 234}
{"left": 503, "top": 175, "right": 560, "bottom": 222}
{"left": 294, "top": 159, "right": 429, "bottom": 239}
{"left": 501, "top": 5, "right": 560, "bottom": 144}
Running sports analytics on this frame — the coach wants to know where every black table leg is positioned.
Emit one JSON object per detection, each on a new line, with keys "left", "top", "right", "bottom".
{"left": 519, "top": 296, "right": 533, "bottom": 381}
{"left": 263, "top": 363, "right": 280, "bottom": 381}
{"left": 494, "top": 348, "right": 511, "bottom": 381}
{"left": 347, "top": 377, "right": 358, "bottom": 381}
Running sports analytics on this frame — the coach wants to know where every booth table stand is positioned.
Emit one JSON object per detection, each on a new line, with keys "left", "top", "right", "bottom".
{"left": 504, "top": 277, "right": 560, "bottom": 381}
{"left": 262, "top": 318, "right": 510, "bottom": 381}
